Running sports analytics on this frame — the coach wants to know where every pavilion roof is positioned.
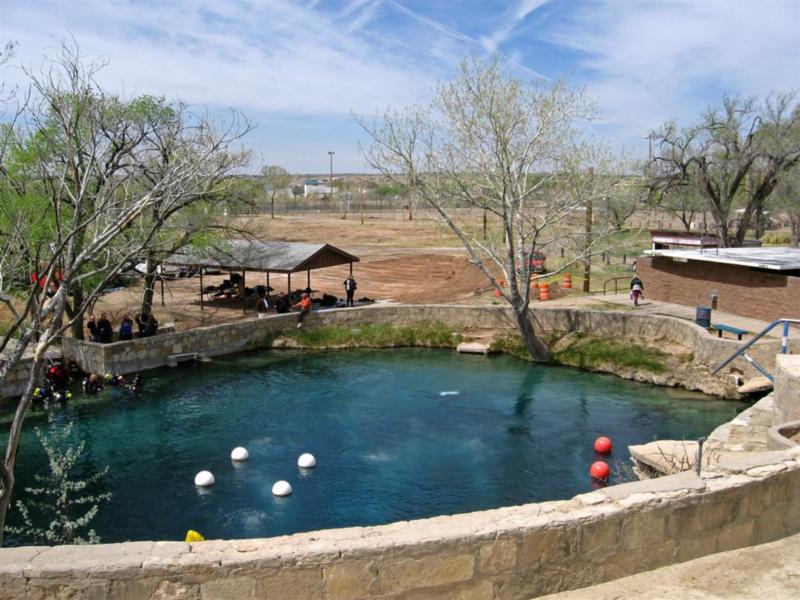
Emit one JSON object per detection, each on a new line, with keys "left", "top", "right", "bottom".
{"left": 164, "top": 240, "right": 359, "bottom": 274}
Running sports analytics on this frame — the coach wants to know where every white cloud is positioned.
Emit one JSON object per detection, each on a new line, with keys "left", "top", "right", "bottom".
{"left": 542, "top": 1, "right": 800, "bottom": 146}
{"left": 480, "top": 0, "right": 550, "bottom": 52}
{"left": 0, "top": 0, "right": 436, "bottom": 117}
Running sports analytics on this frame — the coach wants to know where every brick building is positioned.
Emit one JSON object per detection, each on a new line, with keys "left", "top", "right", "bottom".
{"left": 637, "top": 247, "right": 800, "bottom": 322}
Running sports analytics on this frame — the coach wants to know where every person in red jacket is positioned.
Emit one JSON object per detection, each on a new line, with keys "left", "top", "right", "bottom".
{"left": 292, "top": 293, "right": 312, "bottom": 328}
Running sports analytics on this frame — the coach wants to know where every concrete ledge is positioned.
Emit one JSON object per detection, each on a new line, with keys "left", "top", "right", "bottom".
{"left": 767, "top": 420, "right": 800, "bottom": 450}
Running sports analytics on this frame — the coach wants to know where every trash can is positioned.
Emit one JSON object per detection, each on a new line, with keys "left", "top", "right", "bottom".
{"left": 696, "top": 306, "right": 712, "bottom": 328}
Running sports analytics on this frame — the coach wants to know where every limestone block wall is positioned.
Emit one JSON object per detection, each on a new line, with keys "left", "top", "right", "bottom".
{"left": 0, "top": 356, "right": 35, "bottom": 399}
{"left": 773, "top": 354, "right": 800, "bottom": 424}
{"left": 60, "top": 304, "right": 783, "bottom": 384}
{"left": 1, "top": 452, "right": 799, "bottom": 599}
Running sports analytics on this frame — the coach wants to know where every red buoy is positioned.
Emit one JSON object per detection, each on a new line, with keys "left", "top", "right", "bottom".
{"left": 590, "top": 461, "right": 610, "bottom": 481}
{"left": 594, "top": 436, "right": 613, "bottom": 454}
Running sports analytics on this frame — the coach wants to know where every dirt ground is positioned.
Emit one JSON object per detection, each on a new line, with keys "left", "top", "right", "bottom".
{"left": 91, "top": 214, "right": 491, "bottom": 331}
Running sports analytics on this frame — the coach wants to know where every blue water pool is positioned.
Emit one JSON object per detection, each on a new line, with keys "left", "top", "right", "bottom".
{"left": 3, "top": 348, "right": 746, "bottom": 544}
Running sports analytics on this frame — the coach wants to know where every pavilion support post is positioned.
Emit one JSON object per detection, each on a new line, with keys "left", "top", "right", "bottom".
{"left": 160, "top": 276, "right": 165, "bottom": 307}
{"left": 200, "top": 268, "right": 204, "bottom": 311}
{"left": 266, "top": 271, "right": 270, "bottom": 294}
{"left": 307, "top": 270, "right": 311, "bottom": 294}
{"left": 349, "top": 262, "right": 353, "bottom": 275}
{"left": 242, "top": 269, "right": 246, "bottom": 314}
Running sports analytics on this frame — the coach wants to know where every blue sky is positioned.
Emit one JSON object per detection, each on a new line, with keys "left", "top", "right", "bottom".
{"left": 1, "top": 0, "right": 798, "bottom": 173}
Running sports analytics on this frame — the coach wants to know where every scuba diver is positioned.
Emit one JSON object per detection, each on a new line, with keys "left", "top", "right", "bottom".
{"left": 46, "top": 361, "right": 69, "bottom": 390}
{"left": 32, "top": 384, "right": 52, "bottom": 404}
{"left": 104, "top": 373, "right": 125, "bottom": 386}
{"left": 83, "top": 373, "right": 104, "bottom": 395}
{"left": 128, "top": 374, "right": 143, "bottom": 394}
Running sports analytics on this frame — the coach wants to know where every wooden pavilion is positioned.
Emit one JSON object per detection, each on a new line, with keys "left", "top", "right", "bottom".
{"left": 163, "top": 240, "right": 359, "bottom": 312}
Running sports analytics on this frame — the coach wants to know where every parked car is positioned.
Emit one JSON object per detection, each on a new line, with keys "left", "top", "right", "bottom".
{"left": 522, "top": 250, "right": 546, "bottom": 274}
{"left": 133, "top": 263, "right": 199, "bottom": 279}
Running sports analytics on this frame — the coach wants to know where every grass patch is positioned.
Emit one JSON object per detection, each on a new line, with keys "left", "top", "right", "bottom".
{"left": 490, "top": 334, "right": 531, "bottom": 361}
{"left": 286, "top": 321, "right": 462, "bottom": 349}
{"left": 552, "top": 334, "right": 668, "bottom": 374}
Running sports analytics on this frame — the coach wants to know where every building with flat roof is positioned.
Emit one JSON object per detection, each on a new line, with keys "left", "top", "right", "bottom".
{"left": 649, "top": 229, "right": 762, "bottom": 251}
{"left": 637, "top": 247, "right": 800, "bottom": 321}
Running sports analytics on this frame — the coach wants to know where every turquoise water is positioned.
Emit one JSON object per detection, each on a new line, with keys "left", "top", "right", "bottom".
{"left": 3, "top": 349, "right": 746, "bottom": 544}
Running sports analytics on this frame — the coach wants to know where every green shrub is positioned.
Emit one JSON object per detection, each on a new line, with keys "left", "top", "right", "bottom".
{"left": 489, "top": 334, "right": 531, "bottom": 360}
{"left": 288, "top": 322, "right": 462, "bottom": 349}
{"left": 6, "top": 417, "right": 111, "bottom": 545}
{"left": 763, "top": 231, "right": 792, "bottom": 246}
{"left": 552, "top": 334, "right": 667, "bottom": 373}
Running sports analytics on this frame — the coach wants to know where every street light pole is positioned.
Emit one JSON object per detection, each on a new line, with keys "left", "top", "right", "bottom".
{"left": 328, "top": 150, "right": 335, "bottom": 206}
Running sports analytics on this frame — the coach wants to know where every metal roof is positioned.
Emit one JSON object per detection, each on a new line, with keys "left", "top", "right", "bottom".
{"left": 644, "top": 247, "right": 800, "bottom": 271}
{"left": 164, "top": 240, "right": 359, "bottom": 274}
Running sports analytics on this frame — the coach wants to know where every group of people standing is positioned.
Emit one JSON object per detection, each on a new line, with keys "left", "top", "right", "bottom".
{"left": 87, "top": 312, "right": 158, "bottom": 343}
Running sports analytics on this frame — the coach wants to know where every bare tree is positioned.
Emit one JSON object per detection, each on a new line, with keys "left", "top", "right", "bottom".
{"left": 647, "top": 93, "right": 800, "bottom": 246}
{"left": 652, "top": 182, "right": 706, "bottom": 232}
{"left": 772, "top": 165, "right": 800, "bottom": 246}
{"left": 0, "top": 43, "right": 250, "bottom": 543}
{"left": 261, "top": 164, "right": 292, "bottom": 219}
{"left": 358, "top": 56, "right": 600, "bottom": 360}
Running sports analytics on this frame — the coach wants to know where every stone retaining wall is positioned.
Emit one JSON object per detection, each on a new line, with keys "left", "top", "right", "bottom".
{"left": 0, "top": 357, "right": 35, "bottom": 399}
{"left": 61, "top": 304, "right": 785, "bottom": 387}
{"left": 1, "top": 448, "right": 799, "bottom": 599}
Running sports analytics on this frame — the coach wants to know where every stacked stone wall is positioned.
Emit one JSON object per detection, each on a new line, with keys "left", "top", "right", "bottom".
{"left": 60, "top": 304, "right": 787, "bottom": 386}
{"left": 1, "top": 454, "right": 799, "bottom": 599}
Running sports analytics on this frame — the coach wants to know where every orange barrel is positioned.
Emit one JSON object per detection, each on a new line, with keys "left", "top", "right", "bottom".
{"left": 495, "top": 277, "right": 504, "bottom": 298}
{"left": 539, "top": 282, "right": 551, "bottom": 301}
{"left": 562, "top": 273, "right": 572, "bottom": 289}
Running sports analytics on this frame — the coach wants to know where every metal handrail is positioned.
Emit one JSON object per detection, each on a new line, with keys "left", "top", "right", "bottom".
{"left": 710, "top": 318, "right": 800, "bottom": 381}
{"left": 602, "top": 276, "right": 630, "bottom": 295}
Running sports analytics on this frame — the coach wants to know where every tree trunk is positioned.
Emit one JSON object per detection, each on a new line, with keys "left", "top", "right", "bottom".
{"left": 0, "top": 348, "right": 47, "bottom": 545}
{"left": 583, "top": 197, "right": 592, "bottom": 293}
{"left": 140, "top": 255, "right": 157, "bottom": 316}
{"left": 270, "top": 193, "right": 275, "bottom": 219}
{"left": 70, "top": 285, "right": 85, "bottom": 340}
{"left": 514, "top": 305, "right": 549, "bottom": 362}
{"left": 714, "top": 218, "right": 730, "bottom": 248}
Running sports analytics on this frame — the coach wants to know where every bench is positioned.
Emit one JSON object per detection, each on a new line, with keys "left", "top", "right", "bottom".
{"left": 713, "top": 323, "right": 749, "bottom": 341}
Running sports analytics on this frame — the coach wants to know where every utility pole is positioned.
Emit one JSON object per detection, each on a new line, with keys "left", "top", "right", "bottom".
{"left": 360, "top": 184, "right": 365, "bottom": 225}
{"left": 583, "top": 197, "right": 593, "bottom": 293}
{"left": 583, "top": 169, "right": 594, "bottom": 294}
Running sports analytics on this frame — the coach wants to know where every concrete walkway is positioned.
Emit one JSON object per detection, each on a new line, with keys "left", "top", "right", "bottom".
{"left": 547, "top": 293, "right": 797, "bottom": 340}
{"left": 539, "top": 532, "right": 800, "bottom": 599}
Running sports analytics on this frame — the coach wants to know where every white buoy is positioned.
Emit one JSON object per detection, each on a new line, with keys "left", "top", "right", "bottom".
{"left": 231, "top": 447, "right": 250, "bottom": 461}
{"left": 297, "top": 453, "right": 317, "bottom": 469}
{"left": 272, "top": 480, "right": 293, "bottom": 497}
{"left": 194, "top": 470, "right": 215, "bottom": 487}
